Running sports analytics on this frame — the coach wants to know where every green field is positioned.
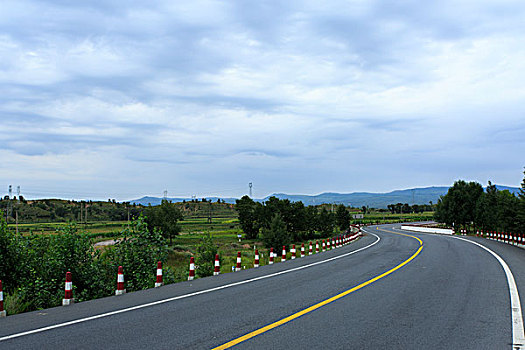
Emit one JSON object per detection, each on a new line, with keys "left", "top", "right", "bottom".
{"left": 6, "top": 210, "right": 434, "bottom": 277}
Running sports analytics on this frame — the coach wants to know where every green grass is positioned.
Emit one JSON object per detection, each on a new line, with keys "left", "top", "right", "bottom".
{"left": 6, "top": 210, "right": 431, "bottom": 281}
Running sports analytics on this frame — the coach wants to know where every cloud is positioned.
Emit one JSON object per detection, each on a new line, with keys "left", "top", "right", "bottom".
{"left": 0, "top": 0, "right": 524, "bottom": 199}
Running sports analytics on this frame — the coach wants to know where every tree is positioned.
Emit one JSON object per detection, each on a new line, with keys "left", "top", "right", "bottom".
{"left": 475, "top": 181, "right": 498, "bottom": 231}
{"left": 145, "top": 200, "right": 183, "bottom": 244}
{"left": 317, "top": 207, "right": 335, "bottom": 235}
{"left": 435, "top": 180, "right": 484, "bottom": 229}
{"left": 304, "top": 206, "right": 318, "bottom": 238}
{"left": 519, "top": 169, "right": 525, "bottom": 234}
{"left": 336, "top": 204, "right": 351, "bottom": 231}
{"left": 262, "top": 213, "right": 290, "bottom": 249}
{"left": 235, "top": 196, "right": 259, "bottom": 239}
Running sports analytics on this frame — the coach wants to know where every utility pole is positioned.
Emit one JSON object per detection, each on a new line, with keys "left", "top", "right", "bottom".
{"left": 7, "top": 185, "right": 12, "bottom": 221}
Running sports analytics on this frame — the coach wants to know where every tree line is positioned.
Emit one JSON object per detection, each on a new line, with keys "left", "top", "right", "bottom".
{"left": 236, "top": 196, "right": 352, "bottom": 250}
{"left": 434, "top": 171, "right": 525, "bottom": 234}
{"left": 0, "top": 197, "right": 236, "bottom": 224}
{"left": 386, "top": 203, "right": 434, "bottom": 214}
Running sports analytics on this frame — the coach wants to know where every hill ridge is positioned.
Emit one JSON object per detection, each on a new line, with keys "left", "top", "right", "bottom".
{"left": 129, "top": 185, "right": 520, "bottom": 208}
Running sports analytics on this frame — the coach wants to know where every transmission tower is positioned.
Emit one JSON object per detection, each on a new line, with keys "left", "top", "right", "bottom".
{"left": 249, "top": 182, "right": 253, "bottom": 197}
{"left": 163, "top": 190, "right": 168, "bottom": 200}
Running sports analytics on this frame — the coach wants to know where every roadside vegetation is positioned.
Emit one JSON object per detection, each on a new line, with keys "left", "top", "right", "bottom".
{"left": 0, "top": 194, "right": 433, "bottom": 316}
{"left": 435, "top": 169, "right": 525, "bottom": 234}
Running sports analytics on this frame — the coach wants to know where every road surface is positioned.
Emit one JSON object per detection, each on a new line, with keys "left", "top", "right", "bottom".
{"left": 1, "top": 224, "right": 524, "bottom": 349}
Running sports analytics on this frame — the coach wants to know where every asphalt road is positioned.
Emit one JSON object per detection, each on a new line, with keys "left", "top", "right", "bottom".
{"left": 1, "top": 224, "right": 524, "bottom": 349}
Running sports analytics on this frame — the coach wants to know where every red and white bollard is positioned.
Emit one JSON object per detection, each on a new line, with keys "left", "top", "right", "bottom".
{"left": 236, "top": 252, "right": 242, "bottom": 271}
{"left": 214, "top": 254, "right": 220, "bottom": 275}
{"left": 291, "top": 245, "right": 296, "bottom": 260}
{"left": 63, "top": 271, "right": 74, "bottom": 305}
{"left": 1, "top": 280, "right": 6, "bottom": 317}
{"left": 327, "top": 239, "right": 331, "bottom": 250}
{"left": 254, "top": 250, "right": 260, "bottom": 268}
{"left": 155, "top": 261, "right": 163, "bottom": 287}
{"left": 301, "top": 243, "right": 305, "bottom": 258}
{"left": 116, "top": 266, "right": 126, "bottom": 295}
{"left": 309, "top": 242, "right": 313, "bottom": 255}
{"left": 322, "top": 240, "right": 326, "bottom": 252}
{"left": 188, "top": 257, "right": 195, "bottom": 280}
{"left": 316, "top": 241, "right": 319, "bottom": 253}
{"left": 269, "top": 248, "right": 274, "bottom": 264}
{"left": 282, "top": 246, "right": 287, "bottom": 262}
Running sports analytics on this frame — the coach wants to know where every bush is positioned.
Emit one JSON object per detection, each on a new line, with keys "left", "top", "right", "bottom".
{"left": 0, "top": 214, "right": 173, "bottom": 314}
{"left": 100, "top": 216, "right": 171, "bottom": 292}
{"left": 195, "top": 233, "right": 218, "bottom": 278}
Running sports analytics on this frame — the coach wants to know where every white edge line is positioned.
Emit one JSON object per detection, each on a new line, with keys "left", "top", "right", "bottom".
{"left": 452, "top": 236, "right": 525, "bottom": 349}
{"left": 393, "top": 225, "right": 525, "bottom": 349}
{"left": 0, "top": 232, "right": 380, "bottom": 342}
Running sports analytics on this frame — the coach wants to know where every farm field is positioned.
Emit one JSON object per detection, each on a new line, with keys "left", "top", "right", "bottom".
{"left": 5, "top": 210, "right": 434, "bottom": 278}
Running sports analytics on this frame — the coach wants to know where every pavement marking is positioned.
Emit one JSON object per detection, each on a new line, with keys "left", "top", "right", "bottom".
{"left": 453, "top": 236, "right": 525, "bottom": 349}
{"left": 212, "top": 227, "right": 423, "bottom": 350}
{"left": 0, "top": 233, "right": 380, "bottom": 343}
{"left": 394, "top": 225, "right": 525, "bottom": 349}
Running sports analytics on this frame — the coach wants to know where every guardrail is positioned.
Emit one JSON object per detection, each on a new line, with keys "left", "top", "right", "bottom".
{"left": 401, "top": 224, "right": 454, "bottom": 235}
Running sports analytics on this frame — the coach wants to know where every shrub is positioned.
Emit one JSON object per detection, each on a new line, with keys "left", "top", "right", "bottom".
{"left": 195, "top": 233, "right": 218, "bottom": 278}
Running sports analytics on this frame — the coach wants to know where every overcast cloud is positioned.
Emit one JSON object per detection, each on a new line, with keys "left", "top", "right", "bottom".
{"left": 1, "top": 0, "right": 524, "bottom": 200}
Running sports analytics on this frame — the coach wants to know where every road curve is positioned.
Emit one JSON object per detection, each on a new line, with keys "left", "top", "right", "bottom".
{"left": 1, "top": 224, "right": 524, "bottom": 349}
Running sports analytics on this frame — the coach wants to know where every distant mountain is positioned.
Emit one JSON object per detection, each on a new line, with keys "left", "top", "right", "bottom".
{"left": 129, "top": 185, "right": 520, "bottom": 209}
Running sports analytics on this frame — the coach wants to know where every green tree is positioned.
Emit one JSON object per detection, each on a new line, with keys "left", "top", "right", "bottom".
{"left": 518, "top": 169, "right": 525, "bottom": 234}
{"left": 495, "top": 190, "right": 519, "bottom": 233}
{"left": 435, "top": 180, "right": 484, "bottom": 230}
{"left": 235, "top": 196, "right": 259, "bottom": 239}
{"left": 475, "top": 182, "right": 498, "bottom": 231}
{"left": 336, "top": 204, "right": 351, "bottom": 231}
{"left": 262, "top": 213, "right": 290, "bottom": 249}
{"left": 145, "top": 200, "right": 183, "bottom": 244}
{"left": 317, "top": 207, "right": 335, "bottom": 235}
{"left": 304, "top": 206, "right": 319, "bottom": 238}
{"left": 0, "top": 212, "right": 27, "bottom": 292}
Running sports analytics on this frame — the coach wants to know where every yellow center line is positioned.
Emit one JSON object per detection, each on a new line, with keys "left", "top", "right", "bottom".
{"left": 212, "top": 226, "right": 423, "bottom": 350}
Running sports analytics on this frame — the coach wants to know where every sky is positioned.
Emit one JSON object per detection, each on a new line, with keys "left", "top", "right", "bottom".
{"left": 1, "top": 0, "right": 524, "bottom": 201}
